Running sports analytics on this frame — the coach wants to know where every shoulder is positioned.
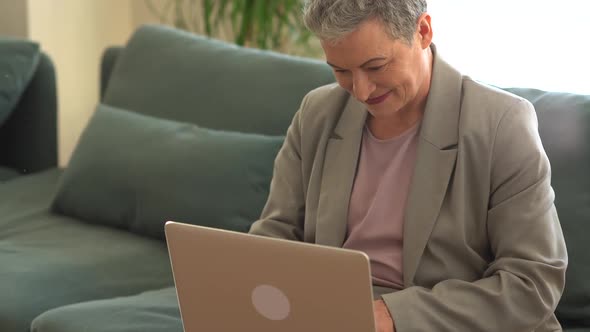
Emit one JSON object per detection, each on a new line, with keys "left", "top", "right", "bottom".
{"left": 459, "top": 78, "right": 536, "bottom": 140}
{"left": 457, "top": 78, "right": 546, "bottom": 182}
{"left": 461, "top": 78, "right": 534, "bottom": 123}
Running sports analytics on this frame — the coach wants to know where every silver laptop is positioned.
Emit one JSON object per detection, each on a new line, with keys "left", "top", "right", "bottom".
{"left": 165, "top": 221, "right": 376, "bottom": 332}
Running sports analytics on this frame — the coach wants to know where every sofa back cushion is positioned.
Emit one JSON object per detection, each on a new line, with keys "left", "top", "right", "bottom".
{"left": 505, "top": 88, "right": 590, "bottom": 328}
{"left": 53, "top": 104, "right": 283, "bottom": 240}
{"left": 102, "top": 24, "right": 334, "bottom": 136}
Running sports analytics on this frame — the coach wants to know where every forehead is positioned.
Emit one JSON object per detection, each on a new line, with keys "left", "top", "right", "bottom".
{"left": 324, "top": 19, "right": 392, "bottom": 50}
{"left": 321, "top": 19, "right": 403, "bottom": 66}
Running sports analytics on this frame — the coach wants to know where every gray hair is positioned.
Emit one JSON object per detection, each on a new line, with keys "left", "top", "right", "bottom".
{"left": 303, "top": 0, "right": 428, "bottom": 45}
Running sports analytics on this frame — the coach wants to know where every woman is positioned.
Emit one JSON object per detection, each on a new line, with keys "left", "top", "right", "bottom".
{"left": 249, "top": 1, "right": 567, "bottom": 331}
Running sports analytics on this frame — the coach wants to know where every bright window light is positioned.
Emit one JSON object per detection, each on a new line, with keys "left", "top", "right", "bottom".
{"left": 429, "top": 0, "right": 590, "bottom": 94}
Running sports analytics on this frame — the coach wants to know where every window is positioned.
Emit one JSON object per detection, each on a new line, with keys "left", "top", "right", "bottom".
{"left": 429, "top": 0, "right": 590, "bottom": 94}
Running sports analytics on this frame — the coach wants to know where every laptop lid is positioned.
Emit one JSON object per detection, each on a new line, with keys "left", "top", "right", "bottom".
{"left": 165, "top": 221, "right": 376, "bottom": 332}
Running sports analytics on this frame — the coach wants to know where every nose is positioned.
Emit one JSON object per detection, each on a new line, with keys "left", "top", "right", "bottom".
{"left": 352, "top": 72, "right": 375, "bottom": 102}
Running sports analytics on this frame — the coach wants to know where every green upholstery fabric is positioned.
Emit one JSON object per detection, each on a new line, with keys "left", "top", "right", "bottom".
{"left": 102, "top": 25, "right": 334, "bottom": 135}
{"left": 0, "top": 52, "right": 58, "bottom": 174}
{"left": 31, "top": 287, "right": 182, "bottom": 332}
{"left": 0, "top": 37, "right": 40, "bottom": 126}
{"left": 52, "top": 104, "right": 283, "bottom": 240}
{"left": 99, "top": 46, "right": 123, "bottom": 100}
{"left": 0, "top": 166, "right": 19, "bottom": 181}
{"left": 504, "top": 88, "right": 590, "bottom": 329}
{"left": 0, "top": 170, "right": 174, "bottom": 332}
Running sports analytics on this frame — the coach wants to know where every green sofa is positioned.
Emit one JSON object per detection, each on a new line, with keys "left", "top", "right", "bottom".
{"left": 0, "top": 25, "right": 588, "bottom": 332}
{"left": 0, "top": 40, "right": 58, "bottom": 182}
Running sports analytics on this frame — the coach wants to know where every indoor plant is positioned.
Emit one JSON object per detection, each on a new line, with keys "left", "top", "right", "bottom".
{"left": 144, "top": 0, "right": 320, "bottom": 56}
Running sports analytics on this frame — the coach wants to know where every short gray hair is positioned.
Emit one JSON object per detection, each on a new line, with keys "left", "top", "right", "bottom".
{"left": 303, "top": 0, "right": 427, "bottom": 45}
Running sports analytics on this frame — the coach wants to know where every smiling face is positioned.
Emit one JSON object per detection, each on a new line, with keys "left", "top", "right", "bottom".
{"left": 322, "top": 15, "right": 434, "bottom": 129}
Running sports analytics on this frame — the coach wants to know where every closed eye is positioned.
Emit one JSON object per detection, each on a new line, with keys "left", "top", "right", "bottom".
{"left": 367, "top": 65, "right": 385, "bottom": 71}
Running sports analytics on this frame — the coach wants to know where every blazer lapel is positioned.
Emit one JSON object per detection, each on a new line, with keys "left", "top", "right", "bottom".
{"left": 315, "top": 97, "right": 367, "bottom": 247}
{"left": 403, "top": 49, "right": 463, "bottom": 286}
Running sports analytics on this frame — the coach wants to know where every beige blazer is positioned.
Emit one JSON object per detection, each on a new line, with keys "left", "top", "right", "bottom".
{"left": 249, "top": 50, "right": 567, "bottom": 331}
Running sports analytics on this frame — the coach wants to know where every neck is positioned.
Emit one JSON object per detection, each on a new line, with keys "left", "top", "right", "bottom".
{"left": 366, "top": 108, "right": 423, "bottom": 139}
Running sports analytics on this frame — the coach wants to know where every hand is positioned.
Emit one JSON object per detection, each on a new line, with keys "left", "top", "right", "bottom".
{"left": 373, "top": 299, "right": 395, "bottom": 332}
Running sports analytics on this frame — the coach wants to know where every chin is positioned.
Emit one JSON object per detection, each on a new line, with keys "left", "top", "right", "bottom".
{"left": 367, "top": 101, "right": 402, "bottom": 118}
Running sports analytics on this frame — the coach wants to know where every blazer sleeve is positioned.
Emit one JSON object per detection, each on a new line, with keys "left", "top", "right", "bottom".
{"left": 382, "top": 100, "right": 568, "bottom": 331}
{"left": 248, "top": 96, "right": 308, "bottom": 241}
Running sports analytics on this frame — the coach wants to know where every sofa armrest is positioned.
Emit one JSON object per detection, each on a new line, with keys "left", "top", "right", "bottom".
{"left": 100, "top": 46, "right": 124, "bottom": 101}
{"left": 0, "top": 52, "right": 57, "bottom": 174}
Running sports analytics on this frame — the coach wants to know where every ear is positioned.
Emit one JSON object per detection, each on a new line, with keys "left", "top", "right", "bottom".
{"left": 416, "top": 13, "right": 433, "bottom": 49}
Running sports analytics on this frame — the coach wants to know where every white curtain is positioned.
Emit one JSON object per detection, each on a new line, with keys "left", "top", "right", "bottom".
{"left": 428, "top": 0, "right": 590, "bottom": 94}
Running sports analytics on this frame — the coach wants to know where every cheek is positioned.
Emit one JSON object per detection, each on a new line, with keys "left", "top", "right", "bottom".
{"left": 335, "top": 75, "right": 353, "bottom": 93}
{"left": 385, "top": 70, "right": 413, "bottom": 92}
{"left": 377, "top": 68, "right": 403, "bottom": 89}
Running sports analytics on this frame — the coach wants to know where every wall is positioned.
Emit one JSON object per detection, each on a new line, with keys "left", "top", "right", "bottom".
{"left": 131, "top": 0, "right": 162, "bottom": 27}
{"left": 0, "top": 0, "right": 165, "bottom": 166}
{"left": 0, "top": 0, "right": 28, "bottom": 38}
{"left": 429, "top": 0, "right": 590, "bottom": 94}
{"left": 26, "top": 0, "right": 137, "bottom": 166}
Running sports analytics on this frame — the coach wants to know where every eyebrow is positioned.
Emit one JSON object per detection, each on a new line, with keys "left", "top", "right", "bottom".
{"left": 327, "top": 57, "right": 387, "bottom": 69}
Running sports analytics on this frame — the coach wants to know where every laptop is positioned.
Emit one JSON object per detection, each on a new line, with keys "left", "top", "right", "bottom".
{"left": 165, "top": 221, "right": 376, "bottom": 332}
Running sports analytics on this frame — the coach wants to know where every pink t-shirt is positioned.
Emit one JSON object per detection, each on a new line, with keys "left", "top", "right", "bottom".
{"left": 343, "top": 122, "right": 420, "bottom": 290}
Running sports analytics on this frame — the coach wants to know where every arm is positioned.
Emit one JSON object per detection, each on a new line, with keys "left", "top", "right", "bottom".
{"left": 248, "top": 97, "right": 308, "bottom": 241}
{"left": 0, "top": 52, "right": 58, "bottom": 173}
{"left": 383, "top": 100, "right": 567, "bottom": 331}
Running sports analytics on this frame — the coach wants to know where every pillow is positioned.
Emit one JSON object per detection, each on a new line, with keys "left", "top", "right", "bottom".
{"left": 52, "top": 104, "right": 284, "bottom": 240}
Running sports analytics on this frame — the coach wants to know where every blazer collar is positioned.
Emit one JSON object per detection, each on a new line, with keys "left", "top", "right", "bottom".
{"left": 315, "top": 96, "right": 367, "bottom": 247}
{"left": 420, "top": 44, "right": 463, "bottom": 149}
{"left": 333, "top": 96, "right": 367, "bottom": 139}
{"left": 402, "top": 46, "right": 463, "bottom": 285}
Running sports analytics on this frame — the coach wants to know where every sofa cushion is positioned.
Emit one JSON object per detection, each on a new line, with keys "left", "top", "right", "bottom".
{"left": 52, "top": 104, "right": 283, "bottom": 240}
{"left": 0, "top": 169, "right": 174, "bottom": 332}
{"left": 504, "top": 88, "right": 590, "bottom": 329}
{"left": 31, "top": 287, "right": 182, "bottom": 332}
{"left": 103, "top": 24, "right": 334, "bottom": 136}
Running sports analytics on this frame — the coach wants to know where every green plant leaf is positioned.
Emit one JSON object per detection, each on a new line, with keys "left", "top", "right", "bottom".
{"left": 173, "top": 0, "right": 189, "bottom": 31}
{"left": 188, "top": 0, "right": 198, "bottom": 32}
{"left": 145, "top": 0, "right": 319, "bottom": 57}
{"left": 202, "top": 0, "right": 214, "bottom": 36}
{"left": 230, "top": 0, "right": 246, "bottom": 39}
{"left": 237, "top": 0, "right": 256, "bottom": 46}
{"left": 253, "top": 0, "right": 268, "bottom": 49}
{"left": 213, "top": 0, "right": 232, "bottom": 34}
